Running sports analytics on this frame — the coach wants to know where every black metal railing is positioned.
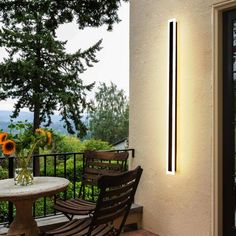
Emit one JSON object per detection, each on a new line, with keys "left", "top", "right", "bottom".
{"left": 0, "top": 148, "right": 134, "bottom": 226}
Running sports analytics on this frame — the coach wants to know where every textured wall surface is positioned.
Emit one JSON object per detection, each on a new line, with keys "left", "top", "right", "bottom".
{"left": 129, "top": 0, "right": 226, "bottom": 235}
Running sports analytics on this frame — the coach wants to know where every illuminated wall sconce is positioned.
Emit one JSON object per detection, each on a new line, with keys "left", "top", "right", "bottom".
{"left": 167, "top": 19, "right": 177, "bottom": 175}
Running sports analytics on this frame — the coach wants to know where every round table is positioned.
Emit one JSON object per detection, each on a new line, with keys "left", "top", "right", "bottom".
{"left": 0, "top": 176, "right": 70, "bottom": 236}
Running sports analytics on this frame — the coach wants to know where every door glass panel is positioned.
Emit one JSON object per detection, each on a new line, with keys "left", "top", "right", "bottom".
{"left": 233, "top": 21, "right": 236, "bottom": 150}
{"left": 223, "top": 11, "right": 236, "bottom": 234}
{"left": 233, "top": 20, "right": 236, "bottom": 228}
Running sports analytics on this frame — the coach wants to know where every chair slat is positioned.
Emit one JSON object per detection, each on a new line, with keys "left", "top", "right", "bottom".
{"left": 83, "top": 174, "right": 100, "bottom": 182}
{"left": 99, "top": 173, "right": 138, "bottom": 188}
{"left": 103, "top": 181, "right": 134, "bottom": 197}
{"left": 86, "top": 151, "right": 128, "bottom": 161}
{"left": 90, "top": 224, "right": 114, "bottom": 236}
{"left": 54, "top": 199, "right": 95, "bottom": 215}
{"left": 95, "top": 205, "right": 129, "bottom": 225}
{"left": 98, "top": 199, "right": 130, "bottom": 217}
{"left": 85, "top": 167, "right": 122, "bottom": 176}
{"left": 85, "top": 162, "right": 123, "bottom": 171}
{"left": 101, "top": 191, "right": 132, "bottom": 208}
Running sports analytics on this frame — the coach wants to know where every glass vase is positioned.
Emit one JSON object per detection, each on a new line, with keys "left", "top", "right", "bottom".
{"left": 14, "top": 157, "right": 33, "bottom": 186}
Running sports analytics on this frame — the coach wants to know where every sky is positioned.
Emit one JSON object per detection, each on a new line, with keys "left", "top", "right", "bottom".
{"left": 0, "top": 2, "right": 129, "bottom": 112}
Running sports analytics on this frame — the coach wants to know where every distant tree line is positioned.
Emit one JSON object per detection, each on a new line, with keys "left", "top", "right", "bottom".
{"left": 89, "top": 82, "right": 128, "bottom": 145}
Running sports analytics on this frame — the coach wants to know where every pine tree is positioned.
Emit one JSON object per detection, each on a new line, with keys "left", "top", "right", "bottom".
{"left": 0, "top": 0, "right": 128, "bottom": 137}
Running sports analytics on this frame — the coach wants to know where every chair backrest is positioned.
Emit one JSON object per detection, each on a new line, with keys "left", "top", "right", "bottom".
{"left": 88, "top": 166, "right": 143, "bottom": 236}
{"left": 79, "top": 151, "right": 129, "bottom": 200}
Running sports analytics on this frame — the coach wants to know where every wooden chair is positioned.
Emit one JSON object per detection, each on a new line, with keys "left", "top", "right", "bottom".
{"left": 46, "top": 166, "right": 143, "bottom": 236}
{"left": 54, "top": 151, "right": 129, "bottom": 220}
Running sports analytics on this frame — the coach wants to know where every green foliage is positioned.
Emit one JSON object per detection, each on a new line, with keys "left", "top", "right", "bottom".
{"left": 0, "top": 166, "right": 7, "bottom": 179}
{"left": 0, "top": 201, "right": 8, "bottom": 222}
{"left": 81, "top": 139, "right": 113, "bottom": 151}
{"left": 52, "top": 134, "right": 83, "bottom": 153}
{"left": 40, "top": 155, "right": 83, "bottom": 181}
{"left": 89, "top": 82, "right": 129, "bottom": 144}
{"left": 51, "top": 133, "right": 112, "bottom": 154}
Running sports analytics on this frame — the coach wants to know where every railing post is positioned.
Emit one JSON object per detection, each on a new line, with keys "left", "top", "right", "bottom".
{"left": 73, "top": 153, "right": 76, "bottom": 199}
{"left": 8, "top": 157, "right": 14, "bottom": 224}
{"left": 63, "top": 154, "right": 67, "bottom": 200}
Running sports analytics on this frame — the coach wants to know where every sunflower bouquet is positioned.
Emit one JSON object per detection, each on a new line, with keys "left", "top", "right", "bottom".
{"left": 0, "top": 121, "right": 52, "bottom": 185}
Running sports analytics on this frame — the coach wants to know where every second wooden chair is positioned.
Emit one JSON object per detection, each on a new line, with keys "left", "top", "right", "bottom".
{"left": 54, "top": 151, "right": 129, "bottom": 220}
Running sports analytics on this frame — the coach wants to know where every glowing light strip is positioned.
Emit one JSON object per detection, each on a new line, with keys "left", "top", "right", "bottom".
{"left": 167, "top": 19, "right": 177, "bottom": 175}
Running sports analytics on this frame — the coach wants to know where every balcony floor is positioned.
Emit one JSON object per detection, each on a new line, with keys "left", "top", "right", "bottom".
{"left": 121, "top": 230, "right": 158, "bottom": 235}
{"left": 0, "top": 204, "right": 144, "bottom": 235}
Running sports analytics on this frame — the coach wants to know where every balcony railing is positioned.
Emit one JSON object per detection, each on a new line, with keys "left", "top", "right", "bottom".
{"left": 0, "top": 148, "right": 135, "bottom": 227}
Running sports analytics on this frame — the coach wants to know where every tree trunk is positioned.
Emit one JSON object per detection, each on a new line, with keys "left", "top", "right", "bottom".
{"left": 33, "top": 18, "right": 42, "bottom": 176}
{"left": 33, "top": 95, "right": 40, "bottom": 176}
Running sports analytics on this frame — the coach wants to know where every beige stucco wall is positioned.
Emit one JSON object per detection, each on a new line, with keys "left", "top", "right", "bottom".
{"left": 129, "top": 0, "right": 231, "bottom": 235}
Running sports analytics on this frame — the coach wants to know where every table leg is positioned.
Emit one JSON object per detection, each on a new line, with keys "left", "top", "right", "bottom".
{"left": 7, "top": 200, "right": 40, "bottom": 236}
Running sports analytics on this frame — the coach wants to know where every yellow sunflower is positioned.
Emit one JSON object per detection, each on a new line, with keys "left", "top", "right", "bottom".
{"left": 46, "top": 131, "right": 52, "bottom": 145}
{"left": 2, "top": 140, "right": 16, "bottom": 156}
{"left": 35, "top": 128, "right": 46, "bottom": 137}
{"left": 0, "top": 132, "right": 8, "bottom": 144}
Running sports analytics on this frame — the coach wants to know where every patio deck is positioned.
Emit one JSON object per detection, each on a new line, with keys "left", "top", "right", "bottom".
{"left": 0, "top": 203, "right": 143, "bottom": 235}
{"left": 121, "top": 230, "right": 158, "bottom": 236}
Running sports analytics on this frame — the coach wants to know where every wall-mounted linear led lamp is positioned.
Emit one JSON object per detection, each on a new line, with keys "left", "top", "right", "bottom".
{"left": 167, "top": 19, "right": 177, "bottom": 175}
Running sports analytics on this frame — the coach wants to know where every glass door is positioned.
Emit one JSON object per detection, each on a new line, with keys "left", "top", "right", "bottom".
{"left": 223, "top": 10, "right": 236, "bottom": 236}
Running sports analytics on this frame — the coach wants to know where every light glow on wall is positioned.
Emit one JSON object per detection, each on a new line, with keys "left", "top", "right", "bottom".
{"left": 167, "top": 19, "right": 177, "bottom": 175}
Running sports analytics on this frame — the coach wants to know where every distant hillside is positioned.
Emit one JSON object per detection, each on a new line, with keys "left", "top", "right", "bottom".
{"left": 0, "top": 110, "right": 72, "bottom": 134}
{"left": 0, "top": 110, "right": 89, "bottom": 135}
{"left": 0, "top": 110, "right": 61, "bottom": 123}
